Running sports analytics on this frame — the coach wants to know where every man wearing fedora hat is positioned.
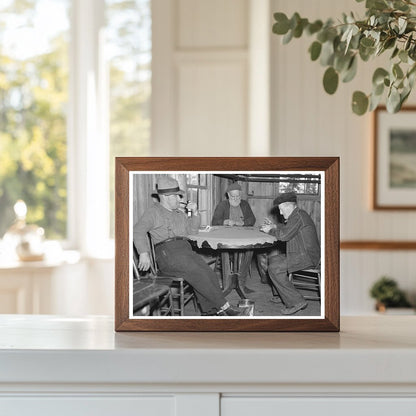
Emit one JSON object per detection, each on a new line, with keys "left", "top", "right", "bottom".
{"left": 212, "top": 182, "right": 256, "bottom": 227}
{"left": 134, "top": 176, "right": 244, "bottom": 316}
{"left": 260, "top": 192, "right": 320, "bottom": 315}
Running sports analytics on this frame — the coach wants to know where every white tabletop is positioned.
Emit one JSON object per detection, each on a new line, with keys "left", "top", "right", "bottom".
{"left": 189, "top": 226, "right": 276, "bottom": 249}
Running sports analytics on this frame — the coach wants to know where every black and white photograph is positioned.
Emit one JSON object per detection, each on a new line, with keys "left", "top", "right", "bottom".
{"left": 129, "top": 171, "right": 324, "bottom": 319}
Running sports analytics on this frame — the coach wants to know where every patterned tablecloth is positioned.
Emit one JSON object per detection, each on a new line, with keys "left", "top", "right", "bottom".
{"left": 188, "top": 226, "right": 276, "bottom": 250}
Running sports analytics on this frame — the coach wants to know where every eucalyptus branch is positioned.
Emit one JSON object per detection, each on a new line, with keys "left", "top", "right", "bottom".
{"left": 272, "top": 0, "right": 416, "bottom": 115}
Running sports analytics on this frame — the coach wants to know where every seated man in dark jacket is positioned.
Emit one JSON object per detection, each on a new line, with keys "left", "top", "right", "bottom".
{"left": 212, "top": 182, "right": 256, "bottom": 226}
{"left": 211, "top": 182, "right": 256, "bottom": 293}
{"left": 260, "top": 192, "right": 320, "bottom": 315}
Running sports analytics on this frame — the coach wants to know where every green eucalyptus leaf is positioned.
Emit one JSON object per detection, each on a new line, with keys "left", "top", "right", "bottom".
{"left": 372, "top": 67, "right": 389, "bottom": 85}
{"left": 334, "top": 51, "right": 352, "bottom": 72}
{"left": 396, "top": 79, "right": 404, "bottom": 89}
{"left": 386, "top": 87, "right": 401, "bottom": 113}
{"left": 408, "top": 71, "right": 416, "bottom": 89}
{"left": 390, "top": 21, "right": 399, "bottom": 34}
{"left": 359, "top": 44, "right": 375, "bottom": 61}
{"left": 342, "top": 56, "right": 358, "bottom": 82}
{"left": 408, "top": 63, "right": 416, "bottom": 77}
{"left": 391, "top": 47, "right": 399, "bottom": 59}
{"left": 289, "top": 12, "right": 301, "bottom": 31}
{"left": 341, "top": 26, "right": 352, "bottom": 43}
{"left": 393, "top": 0, "right": 409, "bottom": 12}
{"left": 323, "top": 67, "right": 339, "bottom": 94}
{"left": 366, "top": 0, "right": 388, "bottom": 10}
{"left": 346, "top": 13, "right": 356, "bottom": 24}
{"left": 373, "top": 82, "right": 385, "bottom": 96}
{"left": 282, "top": 29, "right": 294, "bottom": 44}
{"left": 333, "top": 35, "right": 342, "bottom": 52}
{"left": 398, "top": 17, "right": 407, "bottom": 34}
{"left": 273, "top": 13, "right": 290, "bottom": 34}
{"left": 393, "top": 63, "right": 404, "bottom": 79}
{"left": 320, "top": 40, "right": 335, "bottom": 66}
{"left": 352, "top": 91, "right": 369, "bottom": 115}
{"left": 293, "top": 21, "right": 303, "bottom": 38}
{"left": 317, "top": 29, "right": 328, "bottom": 43}
{"left": 309, "top": 41, "right": 322, "bottom": 61}
{"left": 399, "top": 49, "right": 408, "bottom": 63}
{"left": 360, "top": 37, "right": 375, "bottom": 48}
{"left": 369, "top": 30, "right": 381, "bottom": 44}
{"left": 407, "top": 65, "right": 416, "bottom": 88}
{"left": 343, "top": 25, "right": 359, "bottom": 53}
{"left": 405, "top": 34, "right": 413, "bottom": 51}
{"left": 369, "top": 92, "right": 383, "bottom": 111}
{"left": 307, "top": 20, "right": 323, "bottom": 35}
{"left": 401, "top": 89, "right": 411, "bottom": 106}
{"left": 325, "top": 27, "right": 338, "bottom": 42}
{"left": 383, "top": 37, "right": 396, "bottom": 50}
{"left": 409, "top": 45, "right": 416, "bottom": 60}
{"left": 293, "top": 18, "right": 308, "bottom": 38}
{"left": 349, "top": 32, "right": 361, "bottom": 49}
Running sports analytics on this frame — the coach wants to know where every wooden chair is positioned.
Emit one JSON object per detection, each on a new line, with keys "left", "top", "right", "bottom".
{"left": 134, "top": 236, "right": 198, "bottom": 316}
{"left": 132, "top": 278, "right": 173, "bottom": 316}
{"left": 289, "top": 265, "right": 321, "bottom": 301}
{"left": 132, "top": 250, "right": 173, "bottom": 316}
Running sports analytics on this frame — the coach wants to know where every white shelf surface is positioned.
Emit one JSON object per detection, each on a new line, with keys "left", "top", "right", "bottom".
{"left": 0, "top": 315, "right": 415, "bottom": 389}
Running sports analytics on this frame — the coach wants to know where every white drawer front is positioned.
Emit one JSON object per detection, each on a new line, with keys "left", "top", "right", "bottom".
{"left": 0, "top": 396, "right": 175, "bottom": 416}
{"left": 222, "top": 397, "right": 416, "bottom": 416}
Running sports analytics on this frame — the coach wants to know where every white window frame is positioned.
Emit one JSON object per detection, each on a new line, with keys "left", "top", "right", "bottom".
{"left": 68, "top": 0, "right": 111, "bottom": 258}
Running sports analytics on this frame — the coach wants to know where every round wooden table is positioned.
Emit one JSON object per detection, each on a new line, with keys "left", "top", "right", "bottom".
{"left": 189, "top": 226, "right": 276, "bottom": 299}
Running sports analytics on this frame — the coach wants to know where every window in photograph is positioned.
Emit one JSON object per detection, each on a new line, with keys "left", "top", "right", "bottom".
{"left": 277, "top": 175, "right": 320, "bottom": 195}
{"left": 185, "top": 174, "right": 211, "bottom": 226}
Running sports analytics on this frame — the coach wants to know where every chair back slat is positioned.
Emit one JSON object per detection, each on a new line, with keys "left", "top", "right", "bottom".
{"left": 132, "top": 244, "right": 141, "bottom": 280}
{"left": 147, "top": 233, "right": 158, "bottom": 276}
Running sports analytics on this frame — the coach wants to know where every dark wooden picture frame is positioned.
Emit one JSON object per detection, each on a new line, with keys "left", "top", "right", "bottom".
{"left": 373, "top": 106, "right": 416, "bottom": 210}
{"left": 115, "top": 157, "right": 339, "bottom": 332}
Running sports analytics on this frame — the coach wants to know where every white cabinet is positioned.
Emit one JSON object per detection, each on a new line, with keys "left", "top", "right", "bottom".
{"left": 0, "top": 315, "right": 415, "bottom": 415}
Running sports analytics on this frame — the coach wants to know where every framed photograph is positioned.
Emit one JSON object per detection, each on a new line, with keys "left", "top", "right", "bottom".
{"left": 373, "top": 106, "right": 416, "bottom": 210}
{"left": 115, "top": 157, "right": 339, "bottom": 332}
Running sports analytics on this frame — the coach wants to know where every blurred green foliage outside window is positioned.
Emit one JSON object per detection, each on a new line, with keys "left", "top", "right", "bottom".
{"left": 0, "top": 0, "right": 70, "bottom": 239}
{"left": 0, "top": 0, "right": 151, "bottom": 241}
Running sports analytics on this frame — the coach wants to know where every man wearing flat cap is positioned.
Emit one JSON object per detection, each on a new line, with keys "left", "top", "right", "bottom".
{"left": 134, "top": 176, "right": 244, "bottom": 316}
{"left": 212, "top": 182, "right": 256, "bottom": 227}
{"left": 260, "top": 192, "right": 320, "bottom": 315}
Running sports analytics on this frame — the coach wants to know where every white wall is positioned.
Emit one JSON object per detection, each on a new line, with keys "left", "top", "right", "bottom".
{"left": 152, "top": 0, "right": 255, "bottom": 156}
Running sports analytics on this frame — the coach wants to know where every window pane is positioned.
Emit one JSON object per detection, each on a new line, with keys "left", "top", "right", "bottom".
{"left": 106, "top": 0, "right": 151, "bottom": 237}
{"left": 187, "top": 188, "right": 197, "bottom": 204}
{"left": 186, "top": 174, "right": 200, "bottom": 186}
{"left": 0, "top": 0, "right": 70, "bottom": 239}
